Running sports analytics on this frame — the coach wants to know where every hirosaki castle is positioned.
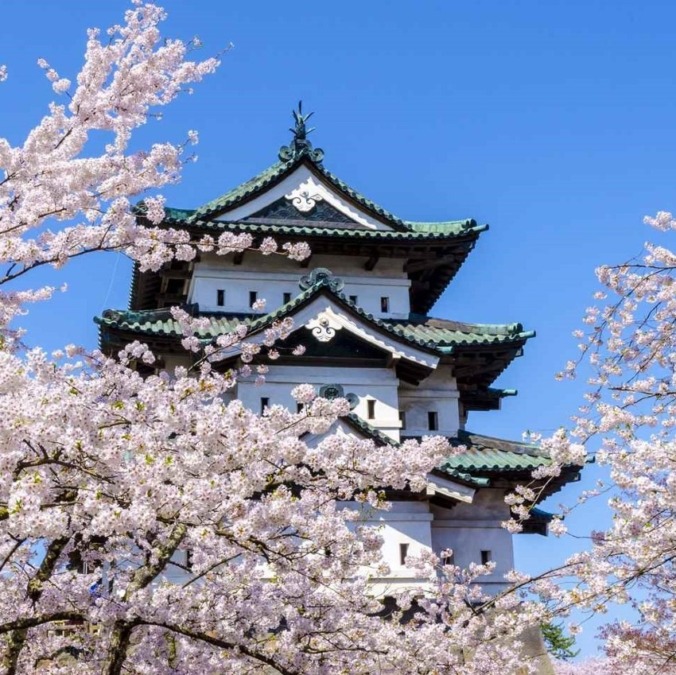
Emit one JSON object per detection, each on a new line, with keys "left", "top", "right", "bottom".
{"left": 96, "top": 106, "right": 581, "bottom": 593}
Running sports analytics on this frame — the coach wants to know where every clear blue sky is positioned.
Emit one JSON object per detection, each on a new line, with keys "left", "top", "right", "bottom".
{"left": 3, "top": 0, "right": 675, "bottom": 658}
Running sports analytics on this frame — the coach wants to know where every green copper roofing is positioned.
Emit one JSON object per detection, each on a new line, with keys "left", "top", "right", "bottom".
{"left": 405, "top": 221, "right": 477, "bottom": 234}
{"left": 441, "top": 430, "right": 552, "bottom": 473}
{"left": 166, "top": 214, "right": 486, "bottom": 241}
{"left": 97, "top": 275, "right": 533, "bottom": 354}
{"left": 188, "top": 161, "right": 288, "bottom": 223}
{"left": 530, "top": 507, "right": 555, "bottom": 522}
{"left": 186, "top": 153, "right": 416, "bottom": 230}
{"left": 386, "top": 315, "right": 534, "bottom": 348}
{"left": 344, "top": 413, "right": 400, "bottom": 447}
{"left": 341, "top": 416, "right": 489, "bottom": 488}
{"left": 337, "top": 415, "right": 549, "bottom": 488}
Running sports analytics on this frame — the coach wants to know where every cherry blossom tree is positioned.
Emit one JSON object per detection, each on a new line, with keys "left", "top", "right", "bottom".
{"left": 0, "top": 3, "right": 550, "bottom": 673}
{"left": 15, "top": 2, "right": 676, "bottom": 673}
{"left": 517, "top": 213, "right": 676, "bottom": 674}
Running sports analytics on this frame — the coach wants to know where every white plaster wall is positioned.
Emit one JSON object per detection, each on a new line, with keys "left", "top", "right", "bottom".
{"left": 399, "top": 365, "right": 460, "bottom": 437}
{"left": 342, "top": 501, "right": 434, "bottom": 594}
{"left": 236, "top": 366, "right": 402, "bottom": 440}
{"left": 188, "top": 254, "right": 411, "bottom": 318}
{"left": 194, "top": 252, "right": 406, "bottom": 277}
{"left": 430, "top": 491, "right": 515, "bottom": 592}
{"left": 160, "top": 502, "right": 436, "bottom": 595}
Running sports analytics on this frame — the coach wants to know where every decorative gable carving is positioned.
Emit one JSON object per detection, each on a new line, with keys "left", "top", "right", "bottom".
{"left": 245, "top": 197, "right": 359, "bottom": 226}
{"left": 306, "top": 312, "right": 342, "bottom": 342}
{"left": 285, "top": 179, "right": 324, "bottom": 213}
{"left": 215, "top": 166, "right": 395, "bottom": 231}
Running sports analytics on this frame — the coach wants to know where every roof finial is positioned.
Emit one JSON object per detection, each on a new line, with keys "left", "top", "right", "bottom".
{"left": 279, "top": 100, "right": 324, "bottom": 164}
{"left": 291, "top": 100, "right": 314, "bottom": 141}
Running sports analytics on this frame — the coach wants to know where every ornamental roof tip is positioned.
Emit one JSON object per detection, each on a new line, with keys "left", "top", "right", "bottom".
{"left": 278, "top": 101, "right": 325, "bottom": 164}
{"left": 298, "top": 268, "right": 344, "bottom": 292}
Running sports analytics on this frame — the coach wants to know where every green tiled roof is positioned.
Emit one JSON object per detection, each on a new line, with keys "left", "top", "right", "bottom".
{"left": 338, "top": 417, "right": 556, "bottom": 487}
{"left": 441, "top": 430, "right": 552, "bottom": 473}
{"left": 161, "top": 209, "right": 486, "bottom": 242}
{"left": 97, "top": 277, "right": 533, "bottom": 355}
{"left": 187, "top": 155, "right": 419, "bottom": 231}
{"left": 344, "top": 414, "right": 400, "bottom": 447}
{"left": 342, "top": 416, "right": 489, "bottom": 488}
{"left": 96, "top": 308, "right": 248, "bottom": 339}
{"left": 189, "top": 161, "right": 289, "bottom": 223}
{"left": 386, "top": 315, "right": 534, "bottom": 348}
{"left": 405, "top": 221, "right": 476, "bottom": 234}
{"left": 164, "top": 207, "right": 195, "bottom": 220}
{"left": 156, "top": 152, "right": 478, "bottom": 238}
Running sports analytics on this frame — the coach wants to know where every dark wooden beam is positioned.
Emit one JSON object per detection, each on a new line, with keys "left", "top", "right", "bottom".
{"left": 405, "top": 254, "right": 460, "bottom": 274}
{"left": 364, "top": 253, "right": 379, "bottom": 271}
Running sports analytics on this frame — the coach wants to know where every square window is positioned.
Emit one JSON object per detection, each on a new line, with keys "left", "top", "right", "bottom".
{"left": 283, "top": 292, "right": 291, "bottom": 304}
{"left": 217, "top": 289, "right": 225, "bottom": 307}
{"left": 349, "top": 295, "right": 358, "bottom": 304}
{"left": 481, "top": 550, "right": 492, "bottom": 565}
{"left": 428, "top": 411, "right": 438, "bottom": 431}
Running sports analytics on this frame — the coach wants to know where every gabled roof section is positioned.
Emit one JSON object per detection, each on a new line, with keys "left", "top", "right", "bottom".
{"left": 176, "top": 104, "right": 477, "bottom": 238}
{"left": 187, "top": 155, "right": 415, "bottom": 232}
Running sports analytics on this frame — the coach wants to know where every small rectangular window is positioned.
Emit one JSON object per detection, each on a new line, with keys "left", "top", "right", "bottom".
{"left": 297, "top": 402, "right": 303, "bottom": 414}
{"left": 349, "top": 295, "right": 358, "bottom": 304}
{"left": 367, "top": 399, "right": 376, "bottom": 420}
{"left": 399, "top": 543, "right": 409, "bottom": 566}
{"left": 380, "top": 296, "right": 389, "bottom": 312}
{"left": 442, "top": 552, "right": 455, "bottom": 566}
{"left": 399, "top": 411, "right": 406, "bottom": 430}
{"left": 249, "top": 291, "right": 258, "bottom": 307}
{"left": 283, "top": 292, "right": 292, "bottom": 304}
{"left": 428, "top": 411, "right": 438, "bottom": 431}
{"left": 481, "top": 550, "right": 492, "bottom": 565}
{"left": 260, "top": 397, "right": 269, "bottom": 414}
{"left": 216, "top": 289, "right": 225, "bottom": 307}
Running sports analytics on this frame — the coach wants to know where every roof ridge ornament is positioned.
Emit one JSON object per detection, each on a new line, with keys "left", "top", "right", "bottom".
{"left": 278, "top": 101, "right": 325, "bottom": 164}
{"left": 299, "top": 268, "right": 345, "bottom": 292}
